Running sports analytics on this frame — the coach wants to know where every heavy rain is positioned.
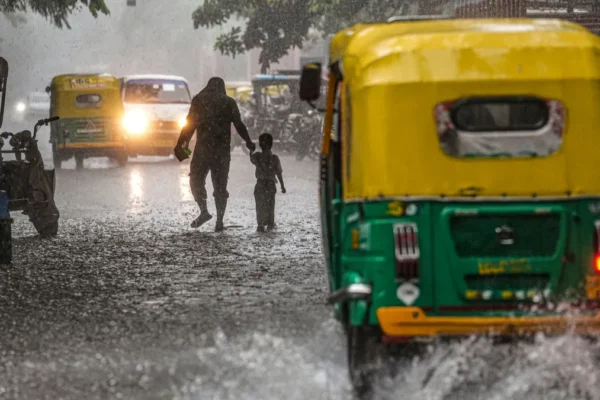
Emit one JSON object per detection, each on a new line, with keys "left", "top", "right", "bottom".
{"left": 1, "top": 1, "right": 600, "bottom": 399}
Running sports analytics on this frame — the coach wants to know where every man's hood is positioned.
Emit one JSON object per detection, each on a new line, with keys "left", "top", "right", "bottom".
{"left": 200, "top": 77, "right": 226, "bottom": 95}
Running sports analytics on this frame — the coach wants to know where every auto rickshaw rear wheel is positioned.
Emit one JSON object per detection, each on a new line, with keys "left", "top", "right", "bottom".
{"left": 116, "top": 152, "right": 128, "bottom": 167}
{"left": 0, "top": 221, "right": 12, "bottom": 265}
{"left": 347, "top": 324, "right": 387, "bottom": 398}
{"left": 51, "top": 143, "right": 62, "bottom": 169}
{"left": 75, "top": 154, "right": 84, "bottom": 170}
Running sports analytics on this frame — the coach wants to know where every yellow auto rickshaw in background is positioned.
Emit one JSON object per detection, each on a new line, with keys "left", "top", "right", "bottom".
{"left": 225, "top": 81, "right": 251, "bottom": 99}
{"left": 47, "top": 74, "right": 127, "bottom": 169}
{"left": 300, "top": 16, "right": 600, "bottom": 396}
{"left": 234, "top": 86, "right": 253, "bottom": 102}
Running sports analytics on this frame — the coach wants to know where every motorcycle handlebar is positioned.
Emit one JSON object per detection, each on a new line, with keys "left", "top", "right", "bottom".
{"left": 36, "top": 116, "right": 59, "bottom": 126}
{"left": 33, "top": 116, "right": 60, "bottom": 139}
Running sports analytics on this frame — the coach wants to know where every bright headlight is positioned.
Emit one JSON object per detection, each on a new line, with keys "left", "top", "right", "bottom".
{"left": 123, "top": 110, "right": 148, "bottom": 134}
{"left": 16, "top": 102, "right": 26, "bottom": 113}
{"left": 178, "top": 116, "right": 187, "bottom": 129}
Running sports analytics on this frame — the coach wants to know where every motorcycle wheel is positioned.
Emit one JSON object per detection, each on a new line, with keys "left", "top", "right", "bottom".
{"left": 0, "top": 222, "right": 12, "bottom": 265}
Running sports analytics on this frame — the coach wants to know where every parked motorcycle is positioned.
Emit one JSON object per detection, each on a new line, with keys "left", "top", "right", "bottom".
{"left": 290, "top": 109, "right": 322, "bottom": 161}
{"left": 0, "top": 117, "right": 61, "bottom": 263}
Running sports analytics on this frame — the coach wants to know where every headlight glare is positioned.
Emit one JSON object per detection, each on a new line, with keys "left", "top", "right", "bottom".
{"left": 178, "top": 117, "right": 187, "bottom": 129}
{"left": 123, "top": 110, "right": 148, "bottom": 134}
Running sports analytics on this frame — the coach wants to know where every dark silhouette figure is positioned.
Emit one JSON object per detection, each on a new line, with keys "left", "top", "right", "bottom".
{"left": 176, "top": 77, "right": 256, "bottom": 231}
{"left": 250, "top": 133, "right": 286, "bottom": 232}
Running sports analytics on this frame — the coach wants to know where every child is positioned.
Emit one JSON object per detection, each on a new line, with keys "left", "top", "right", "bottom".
{"left": 250, "top": 133, "right": 286, "bottom": 232}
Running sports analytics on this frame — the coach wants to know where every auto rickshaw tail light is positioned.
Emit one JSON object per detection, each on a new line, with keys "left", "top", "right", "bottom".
{"left": 394, "top": 223, "right": 420, "bottom": 281}
{"left": 594, "top": 220, "right": 600, "bottom": 274}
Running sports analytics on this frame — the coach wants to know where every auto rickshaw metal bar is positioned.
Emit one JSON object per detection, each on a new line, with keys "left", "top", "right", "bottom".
{"left": 321, "top": 72, "right": 337, "bottom": 157}
{"left": 326, "top": 283, "right": 372, "bottom": 305}
{"left": 377, "top": 307, "right": 600, "bottom": 337}
{"left": 58, "top": 142, "right": 125, "bottom": 149}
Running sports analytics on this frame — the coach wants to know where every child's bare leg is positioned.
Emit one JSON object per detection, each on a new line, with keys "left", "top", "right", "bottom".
{"left": 255, "top": 181, "right": 268, "bottom": 232}
{"left": 266, "top": 182, "right": 277, "bottom": 231}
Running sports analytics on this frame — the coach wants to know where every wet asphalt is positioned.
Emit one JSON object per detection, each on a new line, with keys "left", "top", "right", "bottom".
{"left": 0, "top": 126, "right": 341, "bottom": 399}
{"left": 1, "top": 123, "right": 600, "bottom": 400}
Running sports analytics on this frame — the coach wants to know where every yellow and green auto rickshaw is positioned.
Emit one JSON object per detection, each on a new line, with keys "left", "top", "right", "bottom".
{"left": 47, "top": 74, "right": 127, "bottom": 169}
{"left": 225, "top": 81, "right": 251, "bottom": 99}
{"left": 300, "top": 16, "right": 600, "bottom": 395}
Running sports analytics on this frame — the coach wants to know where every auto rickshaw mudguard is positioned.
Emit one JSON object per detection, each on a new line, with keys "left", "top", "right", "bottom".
{"left": 339, "top": 271, "right": 370, "bottom": 326}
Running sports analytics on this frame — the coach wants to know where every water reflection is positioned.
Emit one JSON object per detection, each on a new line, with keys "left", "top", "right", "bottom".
{"left": 129, "top": 167, "right": 144, "bottom": 211}
{"left": 180, "top": 171, "right": 194, "bottom": 202}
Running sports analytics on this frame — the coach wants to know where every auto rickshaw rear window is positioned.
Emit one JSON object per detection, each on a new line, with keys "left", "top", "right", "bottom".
{"left": 451, "top": 98, "right": 548, "bottom": 132}
{"left": 435, "top": 97, "right": 564, "bottom": 159}
{"left": 75, "top": 94, "right": 102, "bottom": 108}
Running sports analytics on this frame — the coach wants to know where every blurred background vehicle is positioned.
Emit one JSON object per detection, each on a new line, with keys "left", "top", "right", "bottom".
{"left": 119, "top": 74, "right": 192, "bottom": 159}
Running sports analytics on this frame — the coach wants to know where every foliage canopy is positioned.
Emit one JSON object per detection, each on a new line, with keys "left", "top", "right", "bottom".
{"left": 0, "top": 0, "right": 109, "bottom": 28}
{"left": 193, "top": 0, "right": 416, "bottom": 72}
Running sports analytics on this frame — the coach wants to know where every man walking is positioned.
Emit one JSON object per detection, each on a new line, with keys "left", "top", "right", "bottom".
{"left": 175, "top": 77, "right": 255, "bottom": 232}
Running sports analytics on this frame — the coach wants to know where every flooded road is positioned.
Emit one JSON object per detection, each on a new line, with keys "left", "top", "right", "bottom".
{"left": 0, "top": 130, "right": 599, "bottom": 399}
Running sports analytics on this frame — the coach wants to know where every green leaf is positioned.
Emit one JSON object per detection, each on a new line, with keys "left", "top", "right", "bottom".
{"left": 192, "top": 0, "right": 409, "bottom": 72}
{"left": 0, "top": 0, "right": 110, "bottom": 28}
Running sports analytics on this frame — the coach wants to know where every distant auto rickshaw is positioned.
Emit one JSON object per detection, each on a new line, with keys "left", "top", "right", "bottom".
{"left": 234, "top": 86, "right": 253, "bottom": 102}
{"left": 300, "top": 17, "right": 600, "bottom": 396}
{"left": 225, "top": 81, "right": 251, "bottom": 99}
{"left": 47, "top": 74, "right": 127, "bottom": 169}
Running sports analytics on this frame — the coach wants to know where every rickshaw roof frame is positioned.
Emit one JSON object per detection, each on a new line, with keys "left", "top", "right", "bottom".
{"left": 51, "top": 74, "right": 122, "bottom": 93}
{"left": 121, "top": 74, "right": 189, "bottom": 84}
{"left": 225, "top": 81, "right": 251, "bottom": 87}
{"left": 329, "top": 17, "right": 594, "bottom": 69}
{"left": 386, "top": 15, "right": 454, "bottom": 23}
{"left": 52, "top": 73, "right": 119, "bottom": 84}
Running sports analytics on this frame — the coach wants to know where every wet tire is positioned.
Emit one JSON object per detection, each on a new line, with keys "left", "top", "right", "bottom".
{"left": 116, "top": 153, "right": 128, "bottom": 167}
{"left": 75, "top": 154, "right": 84, "bottom": 170}
{"left": 347, "top": 325, "right": 385, "bottom": 399}
{"left": 52, "top": 144, "right": 62, "bottom": 170}
{"left": 0, "top": 221, "right": 12, "bottom": 265}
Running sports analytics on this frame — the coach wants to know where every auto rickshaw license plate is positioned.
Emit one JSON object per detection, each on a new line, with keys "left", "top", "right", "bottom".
{"left": 586, "top": 276, "right": 600, "bottom": 299}
{"left": 68, "top": 77, "right": 106, "bottom": 89}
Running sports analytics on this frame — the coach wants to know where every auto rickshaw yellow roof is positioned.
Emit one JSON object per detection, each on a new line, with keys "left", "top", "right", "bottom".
{"left": 329, "top": 18, "right": 598, "bottom": 73}
{"left": 327, "top": 18, "right": 600, "bottom": 200}
{"left": 51, "top": 74, "right": 120, "bottom": 92}
{"left": 52, "top": 73, "right": 117, "bottom": 81}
